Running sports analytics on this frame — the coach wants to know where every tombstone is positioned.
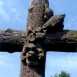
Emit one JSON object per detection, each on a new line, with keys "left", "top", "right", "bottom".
{"left": 0, "top": 0, "right": 77, "bottom": 77}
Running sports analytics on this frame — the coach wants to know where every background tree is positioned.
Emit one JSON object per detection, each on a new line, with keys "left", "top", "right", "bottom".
{"left": 51, "top": 71, "right": 70, "bottom": 77}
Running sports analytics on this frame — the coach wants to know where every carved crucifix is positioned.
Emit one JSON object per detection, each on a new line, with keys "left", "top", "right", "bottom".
{"left": 0, "top": 0, "right": 77, "bottom": 77}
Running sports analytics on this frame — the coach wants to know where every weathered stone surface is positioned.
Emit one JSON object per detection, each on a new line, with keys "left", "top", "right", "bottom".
{"left": 43, "top": 3, "right": 54, "bottom": 22}
{"left": 27, "top": 33, "right": 36, "bottom": 42}
{"left": 0, "top": 0, "right": 77, "bottom": 77}
{"left": 26, "top": 43, "right": 36, "bottom": 49}
{"left": 27, "top": 0, "right": 46, "bottom": 31}
{"left": 36, "top": 32, "right": 46, "bottom": 39}
{"left": 0, "top": 30, "right": 77, "bottom": 52}
{"left": 20, "top": 62, "right": 46, "bottom": 77}
{"left": 44, "top": 0, "right": 49, "bottom": 6}
{"left": 41, "top": 30, "right": 77, "bottom": 51}
{"left": 43, "top": 14, "right": 65, "bottom": 32}
{"left": 5, "top": 28, "right": 14, "bottom": 33}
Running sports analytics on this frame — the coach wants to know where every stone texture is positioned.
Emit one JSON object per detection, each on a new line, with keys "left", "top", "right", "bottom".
{"left": 42, "top": 14, "right": 65, "bottom": 32}
{"left": 0, "top": 0, "right": 77, "bottom": 77}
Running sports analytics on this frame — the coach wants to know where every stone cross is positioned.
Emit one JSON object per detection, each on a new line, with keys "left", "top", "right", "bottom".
{"left": 0, "top": 0, "right": 77, "bottom": 77}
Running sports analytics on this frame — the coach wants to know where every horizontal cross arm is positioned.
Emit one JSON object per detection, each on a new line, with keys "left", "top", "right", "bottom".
{"left": 41, "top": 30, "right": 77, "bottom": 52}
{"left": 0, "top": 30, "right": 26, "bottom": 52}
{"left": 0, "top": 30, "right": 77, "bottom": 52}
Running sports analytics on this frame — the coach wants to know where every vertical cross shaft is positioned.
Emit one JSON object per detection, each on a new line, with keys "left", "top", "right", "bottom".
{"left": 20, "top": 53, "right": 46, "bottom": 77}
{"left": 20, "top": 0, "right": 48, "bottom": 77}
{"left": 27, "top": 0, "right": 46, "bottom": 31}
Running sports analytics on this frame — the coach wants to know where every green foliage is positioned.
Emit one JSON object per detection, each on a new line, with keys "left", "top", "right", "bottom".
{"left": 51, "top": 71, "right": 70, "bottom": 77}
